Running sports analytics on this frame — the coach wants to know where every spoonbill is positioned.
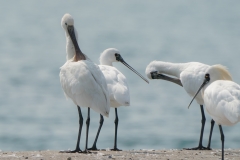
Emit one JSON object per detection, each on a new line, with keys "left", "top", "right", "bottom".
{"left": 188, "top": 64, "right": 236, "bottom": 160}
{"left": 145, "top": 61, "right": 216, "bottom": 150}
{"left": 59, "top": 13, "right": 110, "bottom": 153}
{"left": 87, "top": 48, "right": 149, "bottom": 151}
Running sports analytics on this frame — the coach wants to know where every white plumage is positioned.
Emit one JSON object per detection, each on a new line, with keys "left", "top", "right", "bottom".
{"left": 198, "top": 65, "right": 239, "bottom": 126}
{"left": 189, "top": 64, "right": 236, "bottom": 160}
{"left": 88, "top": 48, "right": 148, "bottom": 151}
{"left": 146, "top": 61, "right": 210, "bottom": 105}
{"left": 99, "top": 48, "right": 130, "bottom": 108}
{"left": 59, "top": 13, "right": 110, "bottom": 153}
{"left": 99, "top": 65, "right": 130, "bottom": 107}
{"left": 204, "top": 80, "right": 240, "bottom": 126}
{"left": 145, "top": 61, "right": 214, "bottom": 150}
{"left": 60, "top": 60, "right": 110, "bottom": 116}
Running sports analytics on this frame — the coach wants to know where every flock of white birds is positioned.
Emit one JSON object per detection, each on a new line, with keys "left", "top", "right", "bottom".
{"left": 59, "top": 13, "right": 240, "bottom": 160}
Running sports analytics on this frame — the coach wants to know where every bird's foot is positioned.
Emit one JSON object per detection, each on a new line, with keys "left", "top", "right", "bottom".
{"left": 59, "top": 148, "right": 82, "bottom": 153}
{"left": 183, "top": 145, "right": 212, "bottom": 150}
{"left": 206, "top": 146, "right": 212, "bottom": 150}
{"left": 82, "top": 150, "right": 92, "bottom": 154}
{"left": 88, "top": 145, "right": 99, "bottom": 151}
{"left": 110, "top": 147, "right": 122, "bottom": 151}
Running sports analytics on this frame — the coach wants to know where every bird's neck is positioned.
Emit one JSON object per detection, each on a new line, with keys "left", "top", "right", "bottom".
{"left": 66, "top": 34, "right": 76, "bottom": 61}
{"left": 152, "top": 61, "right": 188, "bottom": 78}
{"left": 65, "top": 29, "right": 86, "bottom": 62}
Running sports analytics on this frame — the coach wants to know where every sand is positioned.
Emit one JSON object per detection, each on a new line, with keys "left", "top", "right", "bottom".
{"left": 0, "top": 149, "right": 239, "bottom": 160}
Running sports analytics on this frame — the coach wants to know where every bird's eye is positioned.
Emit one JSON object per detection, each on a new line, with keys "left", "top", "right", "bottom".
{"left": 205, "top": 73, "right": 210, "bottom": 81}
{"left": 115, "top": 53, "right": 121, "bottom": 61}
{"left": 65, "top": 23, "right": 67, "bottom": 25}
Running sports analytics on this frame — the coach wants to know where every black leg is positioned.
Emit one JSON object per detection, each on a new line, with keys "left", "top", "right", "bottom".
{"left": 185, "top": 105, "right": 209, "bottom": 150}
{"left": 83, "top": 107, "right": 91, "bottom": 153}
{"left": 111, "top": 108, "right": 122, "bottom": 151}
{"left": 206, "top": 119, "right": 215, "bottom": 149}
{"left": 219, "top": 125, "right": 224, "bottom": 160}
{"left": 60, "top": 106, "right": 83, "bottom": 153}
{"left": 88, "top": 114, "right": 104, "bottom": 151}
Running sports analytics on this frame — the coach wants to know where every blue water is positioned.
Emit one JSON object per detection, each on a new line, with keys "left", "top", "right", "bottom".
{"left": 1, "top": 0, "right": 240, "bottom": 151}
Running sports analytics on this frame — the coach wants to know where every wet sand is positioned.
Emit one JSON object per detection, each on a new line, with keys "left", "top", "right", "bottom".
{"left": 0, "top": 149, "right": 239, "bottom": 160}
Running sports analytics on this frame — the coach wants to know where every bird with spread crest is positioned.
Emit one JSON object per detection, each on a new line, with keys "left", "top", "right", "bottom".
{"left": 188, "top": 64, "right": 239, "bottom": 160}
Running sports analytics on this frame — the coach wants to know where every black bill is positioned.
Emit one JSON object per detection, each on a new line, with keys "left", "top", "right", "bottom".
{"left": 115, "top": 54, "right": 149, "bottom": 83}
{"left": 188, "top": 73, "right": 210, "bottom": 109}
{"left": 67, "top": 25, "right": 86, "bottom": 61}
{"left": 150, "top": 71, "right": 183, "bottom": 87}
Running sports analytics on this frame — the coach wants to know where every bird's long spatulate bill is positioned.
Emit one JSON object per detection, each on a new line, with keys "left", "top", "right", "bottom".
{"left": 121, "top": 60, "right": 149, "bottom": 83}
{"left": 67, "top": 26, "right": 86, "bottom": 61}
{"left": 150, "top": 71, "right": 183, "bottom": 87}
{"left": 188, "top": 75, "right": 210, "bottom": 109}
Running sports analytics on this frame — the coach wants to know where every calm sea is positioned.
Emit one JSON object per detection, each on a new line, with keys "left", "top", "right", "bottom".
{"left": 0, "top": 0, "right": 240, "bottom": 151}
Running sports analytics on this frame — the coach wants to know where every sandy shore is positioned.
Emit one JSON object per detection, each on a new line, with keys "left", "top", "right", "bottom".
{"left": 0, "top": 149, "right": 239, "bottom": 160}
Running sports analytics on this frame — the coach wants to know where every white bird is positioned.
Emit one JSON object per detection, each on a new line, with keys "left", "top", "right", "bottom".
{"left": 59, "top": 13, "right": 110, "bottom": 153}
{"left": 145, "top": 61, "right": 215, "bottom": 150}
{"left": 87, "top": 48, "right": 149, "bottom": 151}
{"left": 188, "top": 64, "right": 237, "bottom": 160}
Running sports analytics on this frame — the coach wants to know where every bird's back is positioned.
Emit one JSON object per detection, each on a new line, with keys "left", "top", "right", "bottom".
{"left": 204, "top": 80, "right": 240, "bottom": 126}
{"left": 99, "top": 65, "right": 130, "bottom": 108}
{"left": 60, "top": 60, "right": 110, "bottom": 117}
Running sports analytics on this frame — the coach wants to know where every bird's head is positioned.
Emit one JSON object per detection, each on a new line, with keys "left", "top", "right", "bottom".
{"left": 61, "top": 13, "right": 74, "bottom": 31}
{"left": 145, "top": 61, "right": 158, "bottom": 79}
{"left": 100, "top": 48, "right": 149, "bottom": 83}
